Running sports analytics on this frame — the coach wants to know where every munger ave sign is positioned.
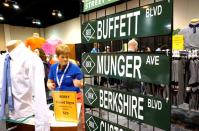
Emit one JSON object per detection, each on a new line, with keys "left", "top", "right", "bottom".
{"left": 97, "top": 55, "right": 160, "bottom": 79}
{"left": 82, "top": 53, "right": 170, "bottom": 85}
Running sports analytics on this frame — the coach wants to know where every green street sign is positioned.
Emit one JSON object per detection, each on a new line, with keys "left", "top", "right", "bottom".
{"left": 81, "top": 0, "right": 172, "bottom": 43}
{"left": 83, "top": 0, "right": 119, "bottom": 12}
{"left": 82, "top": 22, "right": 96, "bottom": 42}
{"left": 84, "top": 85, "right": 171, "bottom": 131}
{"left": 82, "top": 52, "right": 170, "bottom": 85}
{"left": 85, "top": 113, "right": 133, "bottom": 131}
{"left": 85, "top": 87, "right": 98, "bottom": 104}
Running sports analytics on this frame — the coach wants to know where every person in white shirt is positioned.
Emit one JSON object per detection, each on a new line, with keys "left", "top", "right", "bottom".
{"left": 0, "top": 40, "right": 50, "bottom": 131}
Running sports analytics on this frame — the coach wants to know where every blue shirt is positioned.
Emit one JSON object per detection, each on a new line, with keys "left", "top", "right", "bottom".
{"left": 48, "top": 62, "right": 83, "bottom": 92}
{"left": 91, "top": 48, "right": 99, "bottom": 53}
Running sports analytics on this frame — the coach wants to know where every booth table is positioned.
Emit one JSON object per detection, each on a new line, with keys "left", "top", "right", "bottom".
{"left": 6, "top": 103, "right": 82, "bottom": 131}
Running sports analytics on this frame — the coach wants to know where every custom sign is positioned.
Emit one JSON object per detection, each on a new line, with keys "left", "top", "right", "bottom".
{"left": 85, "top": 113, "right": 133, "bottom": 131}
{"left": 172, "top": 35, "right": 184, "bottom": 50}
{"left": 83, "top": 0, "right": 119, "bottom": 12}
{"left": 82, "top": 52, "right": 170, "bottom": 85}
{"left": 84, "top": 85, "right": 170, "bottom": 131}
{"left": 81, "top": 0, "right": 172, "bottom": 43}
{"left": 53, "top": 91, "right": 78, "bottom": 122}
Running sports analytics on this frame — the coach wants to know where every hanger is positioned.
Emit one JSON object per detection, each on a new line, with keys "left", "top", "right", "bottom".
{"left": 190, "top": 18, "right": 199, "bottom": 25}
{"left": 189, "top": 18, "right": 199, "bottom": 33}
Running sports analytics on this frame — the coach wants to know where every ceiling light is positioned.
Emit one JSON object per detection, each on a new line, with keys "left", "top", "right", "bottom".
{"left": 13, "top": 1, "right": 20, "bottom": 10}
{"left": 32, "top": 19, "right": 41, "bottom": 26}
{"left": 0, "top": 15, "right": 4, "bottom": 21}
{"left": 3, "top": 2, "right": 10, "bottom": 7}
{"left": 57, "top": 12, "right": 62, "bottom": 17}
{"left": 52, "top": 12, "right": 56, "bottom": 16}
{"left": 52, "top": 10, "right": 62, "bottom": 17}
{"left": 52, "top": 10, "right": 57, "bottom": 16}
{"left": 37, "top": 21, "right": 41, "bottom": 25}
{"left": 3, "top": 0, "right": 20, "bottom": 10}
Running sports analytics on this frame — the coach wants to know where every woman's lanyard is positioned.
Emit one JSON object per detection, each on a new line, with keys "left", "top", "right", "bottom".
{"left": 56, "top": 62, "right": 70, "bottom": 89}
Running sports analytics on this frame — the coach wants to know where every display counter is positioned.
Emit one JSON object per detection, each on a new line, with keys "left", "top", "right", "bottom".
{"left": 6, "top": 103, "right": 82, "bottom": 131}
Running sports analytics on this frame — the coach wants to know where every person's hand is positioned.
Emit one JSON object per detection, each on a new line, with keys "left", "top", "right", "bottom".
{"left": 73, "top": 79, "right": 83, "bottom": 88}
{"left": 47, "top": 82, "right": 56, "bottom": 90}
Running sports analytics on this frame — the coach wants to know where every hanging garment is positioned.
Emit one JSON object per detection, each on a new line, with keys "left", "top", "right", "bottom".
{"left": 176, "top": 59, "right": 185, "bottom": 105}
{"left": 179, "top": 26, "right": 199, "bottom": 49}
{"left": 172, "top": 59, "right": 186, "bottom": 105}
{"left": 0, "top": 54, "right": 14, "bottom": 118}
{"left": 188, "top": 60, "right": 197, "bottom": 85}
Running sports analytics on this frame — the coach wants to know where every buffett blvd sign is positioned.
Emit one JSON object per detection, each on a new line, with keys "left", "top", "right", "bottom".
{"left": 81, "top": 0, "right": 172, "bottom": 43}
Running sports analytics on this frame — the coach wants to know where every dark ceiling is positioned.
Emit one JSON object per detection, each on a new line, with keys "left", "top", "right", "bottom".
{"left": 0, "top": 0, "right": 81, "bottom": 28}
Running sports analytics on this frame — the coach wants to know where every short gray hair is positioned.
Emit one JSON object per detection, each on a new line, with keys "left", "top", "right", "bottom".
{"left": 128, "top": 39, "right": 138, "bottom": 47}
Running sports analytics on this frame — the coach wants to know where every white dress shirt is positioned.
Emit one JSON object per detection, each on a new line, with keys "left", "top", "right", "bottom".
{"left": 0, "top": 43, "right": 50, "bottom": 131}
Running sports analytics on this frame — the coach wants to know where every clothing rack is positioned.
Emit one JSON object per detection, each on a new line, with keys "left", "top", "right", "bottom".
{"left": 172, "top": 50, "right": 199, "bottom": 58}
{"left": 171, "top": 50, "right": 199, "bottom": 110}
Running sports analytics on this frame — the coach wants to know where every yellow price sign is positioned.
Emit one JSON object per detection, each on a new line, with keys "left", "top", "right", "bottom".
{"left": 172, "top": 35, "right": 184, "bottom": 50}
{"left": 52, "top": 91, "right": 78, "bottom": 123}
